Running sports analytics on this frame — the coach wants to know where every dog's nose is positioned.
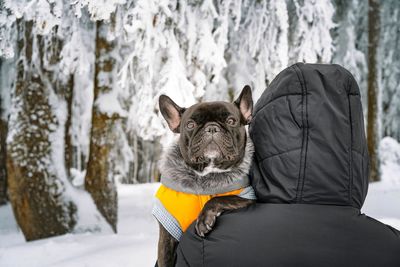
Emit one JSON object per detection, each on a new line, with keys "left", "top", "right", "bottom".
{"left": 204, "top": 123, "right": 220, "bottom": 134}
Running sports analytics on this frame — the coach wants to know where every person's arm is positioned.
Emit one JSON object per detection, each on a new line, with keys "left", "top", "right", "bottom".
{"left": 175, "top": 245, "right": 191, "bottom": 267}
{"left": 175, "top": 224, "right": 204, "bottom": 267}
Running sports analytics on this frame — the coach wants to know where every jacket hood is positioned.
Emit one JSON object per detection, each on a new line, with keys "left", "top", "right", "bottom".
{"left": 249, "top": 63, "right": 369, "bottom": 209}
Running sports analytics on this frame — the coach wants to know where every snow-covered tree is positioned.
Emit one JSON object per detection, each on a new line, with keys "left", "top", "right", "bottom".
{"left": 332, "top": 0, "right": 367, "bottom": 89}
{"left": 226, "top": 0, "right": 289, "bottom": 100}
{"left": 85, "top": 13, "right": 122, "bottom": 233}
{"left": 0, "top": 0, "right": 17, "bottom": 207}
{"left": 59, "top": 9, "right": 95, "bottom": 183}
{"left": 381, "top": 0, "right": 400, "bottom": 141}
{"left": 332, "top": 0, "right": 368, "bottom": 108}
{"left": 288, "top": 0, "right": 335, "bottom": 64}
{"left": 119, "top": 0, "right": 184, "bottom": 183}
{"left": 3, "top": 0, "right": 113, "bottom": 240}
{"left": 0, "top": 56, "right": 11, "bottom": 205}
{"left": 6, "top": 17, "right": 78, "bottom": 239}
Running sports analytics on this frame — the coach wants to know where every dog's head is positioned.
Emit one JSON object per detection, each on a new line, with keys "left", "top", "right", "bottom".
{"left": 159, "top": 86, "right": 253, "bottom": 174}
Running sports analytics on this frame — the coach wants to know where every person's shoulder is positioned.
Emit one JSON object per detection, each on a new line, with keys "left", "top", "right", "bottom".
{"left": 361, "top": 214, "right": 400, "bottom": 238}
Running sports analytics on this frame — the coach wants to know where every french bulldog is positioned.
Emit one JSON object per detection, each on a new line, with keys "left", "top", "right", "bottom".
{"left": 155, "top": 86, "right": 256, "bottom": 267}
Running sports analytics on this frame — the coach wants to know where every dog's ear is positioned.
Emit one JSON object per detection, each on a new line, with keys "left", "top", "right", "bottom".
{"left": 159, "top": 95, "right": 185, "bottom": 133}
{"left": 234, "top": 85, "right": 253, "bottom": 124}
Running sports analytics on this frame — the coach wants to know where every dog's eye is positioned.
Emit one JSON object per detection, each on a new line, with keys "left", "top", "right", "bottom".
{"left": 226, "top": 117, "right": 237, "bottom": 126}
{"left": 186, "top": 121, "right": 196, "bottom": 129}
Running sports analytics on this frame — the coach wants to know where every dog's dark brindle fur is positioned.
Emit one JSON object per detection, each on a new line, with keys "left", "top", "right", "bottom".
{"left": 157, "top": 86, "right": 255, "bottom": 267}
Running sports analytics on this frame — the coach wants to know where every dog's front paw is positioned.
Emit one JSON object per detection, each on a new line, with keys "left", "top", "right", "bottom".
{"left": 195, "top": 208, "right": 222, "bottom": 237}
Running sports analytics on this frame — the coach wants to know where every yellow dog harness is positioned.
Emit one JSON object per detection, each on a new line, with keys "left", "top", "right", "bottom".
{"left": 152, "top": 184, "right": 256, "bottom": 240}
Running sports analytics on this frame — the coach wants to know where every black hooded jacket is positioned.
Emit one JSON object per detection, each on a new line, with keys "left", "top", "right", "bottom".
{"left": 176, "top": 63, "right": 400, "bottom": 267}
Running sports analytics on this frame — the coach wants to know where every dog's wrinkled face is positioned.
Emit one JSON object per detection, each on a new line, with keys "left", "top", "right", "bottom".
{"left": 159, "top": 86, "right": 253, "bottom": 174}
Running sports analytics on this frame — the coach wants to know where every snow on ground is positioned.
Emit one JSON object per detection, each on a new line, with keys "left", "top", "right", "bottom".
{"left": 0, "top": 183, "right": 160, "bottom": 267}
{"left": 362, "top": 137, "right": 400, "bottom": 230}
{"left": 0, "top": 137, "right": 400, "bottom": 267}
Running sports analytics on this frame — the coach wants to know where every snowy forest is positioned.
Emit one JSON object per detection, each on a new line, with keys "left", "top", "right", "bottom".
{"left": 0, "top": 0, "right": 400, "bottom": 263}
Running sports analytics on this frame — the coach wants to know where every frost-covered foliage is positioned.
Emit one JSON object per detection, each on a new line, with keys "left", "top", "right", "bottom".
{"left": 119, "top": 0, "right": 237, "bottom": 141}
{"left": 120, "top": 0, "right": 290, "bottom": 140}
{"left": 1, "top": 0, "right": 63, "bottom": 55}
{"left": 74, "top": 0, "right": 125, "bottom": 21}
{"left": 226, "top": 0, "right": 289, "bottom": 100}
{"left": 288, "top": 0, "right": 335, "bottom": 64}
{"left": 381, "top": 0, "right": 400, "bottom": 141}
{"left": 0, "top": 58, "right": 13, "bottom": 120}
{"left": 332, "top": 0, "right": 367, "bottom": 90}
{"left": 59, "top": 6, "right": 96, "bottom": 176}
{"left": 331, "top": 0, "right": 369, "bottom": 113}
{"left": 120, "top": 0, "right": 192, "bottom": 141}
{"left": 0, "top": 2, "right": 16, "bottom": 59}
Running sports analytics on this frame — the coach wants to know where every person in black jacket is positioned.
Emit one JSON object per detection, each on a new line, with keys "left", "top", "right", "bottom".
{"left": 176, "top": 63, "right": 400, "bottom": 267}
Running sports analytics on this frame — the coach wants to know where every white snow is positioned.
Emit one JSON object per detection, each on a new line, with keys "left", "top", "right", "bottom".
{"left": 96, "top": 90, "right": 128, "bottom": 118}
{"left": 74, "top": 0, "right": 126, "bottom": 21}
{"left": 0, "top": 183, "right": 159, "bottom": 267}
{"left": 361, "top": 137, "right": 400, "bottom": 224}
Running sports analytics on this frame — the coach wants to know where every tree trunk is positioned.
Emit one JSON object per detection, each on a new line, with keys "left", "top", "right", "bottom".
{"left": 7, "top": 20, "right": 76, "bottom": 241}
{"left": 0, "top": 59, "right": 8, "bottom": 205}
{"left": 127, "top": 133, "right": 162, "bottom": 184}
{"left": 367, "top": 0, "right": 381, "bottom": 182}
{"left": 64, "top": 76, "right": 75, "bottom": 180}
{"left": 0, "top": 115, "right": 7, "bottom": 205}
{"left": 84, "top": 19, "right": 118, "bottom": 232}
